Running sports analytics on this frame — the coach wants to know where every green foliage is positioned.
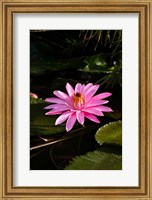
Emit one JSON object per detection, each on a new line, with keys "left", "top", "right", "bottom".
{"left": 30, "top": 96, "right": 45, "bottom": 104}
{"left": 79, "top": 53, "right": 107, "bottom": 73}
{"left": 64, "top": 120, "right": 122, "bottom": 170}
{"left": 30, "top": 30, "right": 122, "bottom": 87}
{"left": 65, "top": 149, "right": 122, "bottom": 170}
{"left": 95, "top": 60, "right": 122, "bottom": 87}
{"left": 31, "top": 57, "right": 85, "bottom": 75}
{"left": 95, "top": 121, "right": 122, "bottom": 145}
{"left": 80, "top": 30, "right": 122, "bottom": 53}
{"left": 30, "top": 103, "right": 66, "bottom": 135}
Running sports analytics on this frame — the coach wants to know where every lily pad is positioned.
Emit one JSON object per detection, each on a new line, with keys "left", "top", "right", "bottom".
{"left": 65, "top": 149, "right": 122, "bottom": 170}
{"left": 30, "top": 103, "right": 66, "bottom": 135}
{"left": 95, "top": 121, "right": 122, "bottom": 145}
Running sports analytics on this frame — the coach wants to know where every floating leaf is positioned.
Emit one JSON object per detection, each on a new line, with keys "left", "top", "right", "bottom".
{"left": 95, "top": 121, "right": 122, "bottom": 145}
{"left": 78, "top": 54, "right": 108, "bottom": 74}
{"left": 65, "top": 149, "right": 122, "bottom": 170}
{"left": 30, "top": 103, "right": 66, "bottom": 135}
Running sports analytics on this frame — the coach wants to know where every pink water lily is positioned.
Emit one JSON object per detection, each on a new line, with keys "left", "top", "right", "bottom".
{"left": 45, "top": 83, "right": 112, "bottom": 132}
{"left": 30, "top": 92, "right": 38, "bottom": 99}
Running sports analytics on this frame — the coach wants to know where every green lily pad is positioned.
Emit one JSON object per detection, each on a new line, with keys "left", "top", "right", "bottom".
{"left": 65, "top": 149, "right": 122, "bottom": 170}
{"left": 95, "top": 121, "right": 122, "bottom": 145}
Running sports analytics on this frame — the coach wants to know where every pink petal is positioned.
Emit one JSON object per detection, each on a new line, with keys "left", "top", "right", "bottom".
{"left": 45, "top": 97, "right": 66, "bottom": 104}
{"left": 75, "top": 83, "right": 82, "bottom": 94}
{"left": 53, "top": 90, "right": 70, "bottom": 99}
{"left": 81, "top": 84, "right": 85, "bottom": 93}
{"left": 84, "top": 83, "right": 93, "bottom": 92}
{"left": 98, "top": 106, "right": 113, "bottom": 112}
{"left": 66, "top": 112, "right": 76, "bottom": 132}
{"left": 82, "top": 108, "right": 104, "bottom": 116}
{"left": 85, "top": 99, "right": 109, "bottom": 108}
{"left": 76, "top": 111, "right": 84, "bottom": 125}
{"left": 84, "top": 112, "right": 100, "bottom": 123}
{"left": 91, "top": 92, "right": 112, "bottom": 101}
{"left": 85, "top": 85, "right": 100, "bottom": 102}
{"left": 45, "top": 111, "right": 62, "bottom": 115}
{"left": 44, "top": 104, "right": 58, "bottom": 109}
{"left": 50, "top": 105, "right": 69, "bottom": 113}
{"left": 55, "top": 111, "right": 71, "bottom": 125}
{"left": 44, "top": 104, "right": 68, "bottom": 110}
{"left": 66, "top": 83, "right": 74, "bottom": 97}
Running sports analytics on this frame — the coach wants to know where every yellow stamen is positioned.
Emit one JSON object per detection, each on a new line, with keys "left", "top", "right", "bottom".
{"left": 72, "top": 93, "right": 84, "bottom": 108}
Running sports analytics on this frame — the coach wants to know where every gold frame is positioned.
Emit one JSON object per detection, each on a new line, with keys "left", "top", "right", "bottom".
{"left": 0, "top": 0, "right": 152, "bottom": 199}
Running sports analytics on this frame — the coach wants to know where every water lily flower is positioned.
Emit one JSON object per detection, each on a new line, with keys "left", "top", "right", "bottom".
{"left": 45, "top": 83, "right": 112, "bottom": 132}
{"left": 30, "top": 92, "right": 38, "bottom": 99}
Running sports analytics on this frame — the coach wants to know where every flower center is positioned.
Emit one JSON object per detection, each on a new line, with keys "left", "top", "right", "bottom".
{"left": 72, "top": 93, "right": 85, "bottom": 109}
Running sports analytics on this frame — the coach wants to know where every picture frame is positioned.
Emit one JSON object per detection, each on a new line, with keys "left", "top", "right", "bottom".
{"left": 0, "top": 0, "right": 152, "bottom": 199}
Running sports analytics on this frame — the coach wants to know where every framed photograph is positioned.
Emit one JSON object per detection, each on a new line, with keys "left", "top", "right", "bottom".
{"left": 0, "top": 0, "right": 152, "bottom": 199}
